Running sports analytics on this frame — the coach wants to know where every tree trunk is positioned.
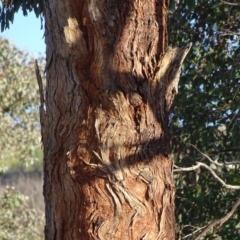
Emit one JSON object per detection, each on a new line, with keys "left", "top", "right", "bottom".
{"left": 40, "top": 0, "right": 191, "bottom": 239}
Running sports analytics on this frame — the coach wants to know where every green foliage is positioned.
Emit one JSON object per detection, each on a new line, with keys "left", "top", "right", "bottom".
{"left": 0, "top": 186, "right": 44, "bottom": 240}
{"left": 0, "top": 0, "right": 44, "bottom": 31}
{"left": 0, "top": 37, "right": 44, "bottom": 170}
{"left": 168, "top": 0, "right": 240, "bottom": 239}
{"left": 0, "top": 38, "right": 44, "bottom": 239}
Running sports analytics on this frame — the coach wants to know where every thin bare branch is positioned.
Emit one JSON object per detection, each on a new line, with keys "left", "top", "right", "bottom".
{"left": 190, "top": 144, "right": 240, "bottom": 167}
{"left": 190, "top": 144, "right": 223, "bottom": 167}
{"left": 194, "top": 197, "right": 240, "bottom": 240}
{"left": 174, "top": 163, "right": 201, "bottom": 172}
{"left": 174, "top": 162, "right": 240, "bottom": 190}
{"left": 211, "top": 148, "right": 240, "bottom": 154}
{"left": 221, "top": 0, "right": 240, "bottom": 5}
{"left": 35, "top": 60, "right": 45, "bottom": 106}
{"left": 181, "top": 225, "right": 205, "bottom": 239}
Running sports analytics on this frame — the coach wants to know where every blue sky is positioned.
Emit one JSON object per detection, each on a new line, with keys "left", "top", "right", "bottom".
{"left": 1, "top": 11, "right": 45, "bottom": 55}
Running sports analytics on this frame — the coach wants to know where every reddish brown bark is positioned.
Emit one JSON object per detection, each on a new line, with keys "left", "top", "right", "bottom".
{"left": 40, "top": 0, "right": 191, "bottom": 239}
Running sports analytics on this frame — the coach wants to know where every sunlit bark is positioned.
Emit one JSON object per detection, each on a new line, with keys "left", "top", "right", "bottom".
{"left": 41, "top": 1, "right": 190, "bottom": 239}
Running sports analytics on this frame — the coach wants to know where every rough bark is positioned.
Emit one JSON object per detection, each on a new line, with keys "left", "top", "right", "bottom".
{"left": 40, "top": 0, "right": 191, "bottom": 239}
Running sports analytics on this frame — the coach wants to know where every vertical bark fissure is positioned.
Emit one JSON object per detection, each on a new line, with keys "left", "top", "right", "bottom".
{"left": 42, "top": 0, "right": 191, "bottom": 239}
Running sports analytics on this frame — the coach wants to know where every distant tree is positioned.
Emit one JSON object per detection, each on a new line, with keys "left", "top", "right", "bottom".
{"left": 0, "top": 37, "right": 45, "bottom": 240}
{"left": 0, "top": 37, "right": 44, "bottom": 170}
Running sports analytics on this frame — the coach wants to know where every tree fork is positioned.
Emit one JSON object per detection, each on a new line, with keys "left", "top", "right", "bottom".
{"left": 41, "top": 0, "right": 191, "bottom": 239}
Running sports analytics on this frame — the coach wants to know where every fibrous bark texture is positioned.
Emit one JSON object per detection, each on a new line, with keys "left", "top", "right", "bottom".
{"left": 41, "top": 0, "right": 191, "bottom": 239}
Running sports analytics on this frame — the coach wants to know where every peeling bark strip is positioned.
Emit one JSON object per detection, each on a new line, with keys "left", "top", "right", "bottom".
{"left": 42, "top": 0, "right": 190, "bottom": 239}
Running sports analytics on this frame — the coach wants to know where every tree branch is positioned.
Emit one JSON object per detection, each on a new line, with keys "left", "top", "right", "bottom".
{"left": 190, "top": 144, "right": 240, "bottom": 167}
{"left": 174, "top": 162, "right": 240, "bottom": 190}
{"left": 210, "top": 148, "right": 240, "bottom": 154}
{"left": 190, "top": 144, "right": 223, "bottom": 167}
{"left": 221, "top": 0, "right": 240, "bottom": 5}
{"left": 180, "top": 225, "right": 205, "bottom": 239}
{"left": 194, "top": 197, "right": 240, "bottom": 240}
{"left": 35, "top": 60, "right": 45, "bottom": 106}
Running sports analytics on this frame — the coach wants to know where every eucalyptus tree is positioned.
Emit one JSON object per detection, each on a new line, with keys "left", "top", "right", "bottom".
{"left": 1, "top": 0, "right": 193, "bottom": 239}
{"left": 0, "top": 37, "right": 43, "bottom": 170}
